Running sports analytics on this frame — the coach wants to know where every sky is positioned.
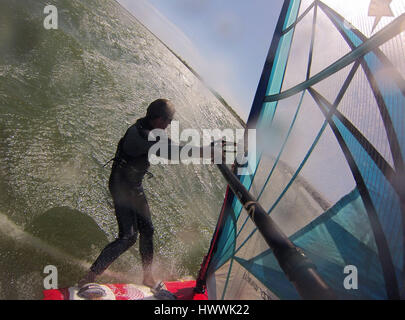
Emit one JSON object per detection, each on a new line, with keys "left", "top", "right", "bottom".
{"left": 116, "top": 0, "right": 284, "bottom": 121}
{"left": 113, "top": 0, "right": 405, "bottom": 204}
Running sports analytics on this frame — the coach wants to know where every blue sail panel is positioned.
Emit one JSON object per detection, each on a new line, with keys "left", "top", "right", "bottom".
{"left": 202, "top": 0, "right": 405, "bottom": 300}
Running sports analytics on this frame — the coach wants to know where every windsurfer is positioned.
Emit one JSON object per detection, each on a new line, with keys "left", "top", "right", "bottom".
{"left": 78, "top": 99, "right": 224, "bottom": 288}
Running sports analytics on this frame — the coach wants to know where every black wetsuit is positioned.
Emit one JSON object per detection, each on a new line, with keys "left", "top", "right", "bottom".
{"left": 90, "top": 117, "right": 174, "bottom": 276}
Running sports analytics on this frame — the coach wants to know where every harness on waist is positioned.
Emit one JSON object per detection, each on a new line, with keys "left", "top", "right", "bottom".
{"left": 103, "top": 136, "right": 154, "bottom": 180}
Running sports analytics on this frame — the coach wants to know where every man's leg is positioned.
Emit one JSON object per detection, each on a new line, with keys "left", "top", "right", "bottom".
{"left": 129, "top": 187, "right": 156, "bottom": 287}
{"left": 138, "top": 216, "right": 155, "bottom": 287}
{"left": 78, "top": 203, "right": 138, "bottom": 287}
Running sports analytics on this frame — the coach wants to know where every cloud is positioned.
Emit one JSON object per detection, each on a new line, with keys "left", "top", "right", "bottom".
{"left": 214, "top": 12, "right": 244, "bottom": 43}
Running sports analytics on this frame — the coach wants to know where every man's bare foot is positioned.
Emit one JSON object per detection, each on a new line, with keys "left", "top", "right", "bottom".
{"left": 78, "top": 271, "right": 97, "bottom": 288}
{"left": 142, "top": 272, "right": 157, "bottom": 288}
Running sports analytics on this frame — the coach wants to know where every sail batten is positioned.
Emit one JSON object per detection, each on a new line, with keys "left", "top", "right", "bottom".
{"left": 198, "top": 0, "right": 405, "bottom": 300}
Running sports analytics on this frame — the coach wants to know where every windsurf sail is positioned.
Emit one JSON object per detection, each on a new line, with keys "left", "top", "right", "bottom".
{"left": 197, "top": 0, "right": 405, "bottom": 300}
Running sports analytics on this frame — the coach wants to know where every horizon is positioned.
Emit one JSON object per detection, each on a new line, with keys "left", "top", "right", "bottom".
{"left": 116, "top": 0, "right": 284, "bottom": 122}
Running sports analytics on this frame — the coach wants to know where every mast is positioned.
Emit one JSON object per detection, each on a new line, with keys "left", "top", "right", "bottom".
{"left": 216, "top": 163, "right": 336, "bottom": 300}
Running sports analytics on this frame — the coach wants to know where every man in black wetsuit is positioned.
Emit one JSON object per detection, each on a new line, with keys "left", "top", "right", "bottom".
{"left": 78, "top": 99, "right": 222, "bottom": 288}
